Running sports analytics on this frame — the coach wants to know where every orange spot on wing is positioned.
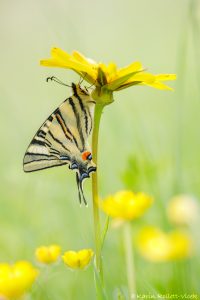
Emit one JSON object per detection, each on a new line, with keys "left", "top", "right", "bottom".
{"left": 82, "top": 151, "right": 91, "bottom": 161}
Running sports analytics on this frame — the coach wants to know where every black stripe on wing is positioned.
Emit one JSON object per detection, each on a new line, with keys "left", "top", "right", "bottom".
{"left": 68, "top": 97, "right": 85, "bottom": 151}
{"left": 87, "top": 108, "right": 93, "bottom": 135}
{"left": 23, "top": 159, "right": 67, "bottom": 172}
{"left": 54, "top": 111, "right": 73, "bottom": 141}
{"left": 24, "top": 156, "right": 58, "bottom": 164}
{"left": 25, "top": 152, "right": 54, "bottom": 158}
{"left": 72, "top": 85, "right": 89, "bottom": 135}
{"left": 48, "top": 130, "right": 70, "bottom": 153}
{"left": 31, "top": 138, "right": 51, "bottom": 148}
{"left": 37, "top": 129, "right": 47, "bottom": 138}
{"left": 55, "top": 108, "right": 80, "bottom": 150}
{"left": 23, "top": 99, "right": 74, "bottom": 173}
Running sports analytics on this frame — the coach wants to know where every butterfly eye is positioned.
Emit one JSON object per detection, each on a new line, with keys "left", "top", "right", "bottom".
{"left": 82, "top": 151, "right": 92, "bottom": 161}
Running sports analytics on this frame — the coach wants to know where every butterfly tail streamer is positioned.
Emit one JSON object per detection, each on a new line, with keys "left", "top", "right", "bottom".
{"left": 76, "top": 172, "right": 82, "bottom": 205}
{"left": 79, "top": 179, "right": 88, "bottom": 206}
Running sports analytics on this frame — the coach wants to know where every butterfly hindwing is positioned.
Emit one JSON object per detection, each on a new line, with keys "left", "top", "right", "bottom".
{"left": 23, "top": 84, "right": 94, "bottom": 173}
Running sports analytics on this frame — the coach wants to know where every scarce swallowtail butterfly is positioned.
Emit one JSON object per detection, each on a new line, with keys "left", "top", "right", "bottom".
{"left": 23, "top": 82, "right": 96, "bottom": 205}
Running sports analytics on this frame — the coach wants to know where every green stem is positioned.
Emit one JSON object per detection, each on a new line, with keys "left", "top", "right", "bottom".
{"left": 123, "top": 222, "right": 136, "bottom": 299}
{"left": 92, "top": 103, "right": 104, "bottom": 280}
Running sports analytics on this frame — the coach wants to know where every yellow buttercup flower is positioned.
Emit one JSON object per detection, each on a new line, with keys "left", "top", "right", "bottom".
{"left": 137, "top": 226, "right": 193, "bottom": 262}
{"left": 169, "top": 231, "right": 193, "bottom": 259}
{"left": 167, "top": 194, "right": 200, "bottom": 225}
{"left": 62, "top": 249, "right": 94, "bottom": 270}
{"left": 0, "top": 261, "right": 38, "bottom": 299}
{"left": 40, "top": 48, "right": 176, "bottom": 104}
{"left": 35, "top": 244, "right": 61, "bottom": 264}
{"left": 101, "top": 190, "right": 153, "bottom": 221}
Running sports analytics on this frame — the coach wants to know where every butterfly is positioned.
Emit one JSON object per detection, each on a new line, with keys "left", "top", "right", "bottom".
{"left": 23, "top": 82, "right": 96, "bottom": 205}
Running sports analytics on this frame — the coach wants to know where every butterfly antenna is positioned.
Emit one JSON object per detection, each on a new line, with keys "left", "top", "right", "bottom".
{"left": 79, "top": 180, "right": 88, "bottom": 206}
{"left": 76, "top": 173, "right": 82, "bottom": 205}
{"left": 79, "top": 73, "right": 87, "bottom": 85}
{"left": 79, "top": 75, "right": 83, "bottom": 85}
{"left": 46, "top": 76, "right": 71, "bottom": 87}
{"left": 87, "top": 80, "right": 96, "bottom": 90}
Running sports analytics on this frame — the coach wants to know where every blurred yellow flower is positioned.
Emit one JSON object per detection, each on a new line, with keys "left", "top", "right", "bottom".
{"left": 169, "top": 231, "right": 193, "bottom": 259}
{"left": 40, "top": 48, "right": 176, "bottom": 104}
{"left": 62, "top": 249, "right": 94, "bottom": 270}
{"left": 167, "top": 194, "right": 200, "bottom": 225}
{"left": 101, "top": 190, "right": 153, "bottom": 221}
{"left": 0, "top": 261, "right": 38, "bottom": 299}
{"left": 137, "top": 226, "right": 193, "bottom": 262}
{"left": 35, "top": 244, "right": 61, "bottom": 264}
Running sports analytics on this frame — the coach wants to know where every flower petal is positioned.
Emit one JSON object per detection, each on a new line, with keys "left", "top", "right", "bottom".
{"left": 78, "top": 249, "right": 94, "bottom": 269}
{"left": 105, "top": 70, "right": 143, "bottom": 91}
{"left": 62, "top": 249, "right": 93, "bottom": 269}
{"left": 169, "top": 231, "right": 193, "bottom": 259}
{"left": 154, "top": 74, "right": 177, "bottom": 81}
{"left": 143, "top": 81, "right": 174, "bottom": 90}
{"left": 72, "top": 51, "right": 97, "bottom": 67}
{"left": 143, "top": 73, "right": 176, "bottom": 90}
{"left": 117, "top": 61, "right": 143, "bottom": 78}
{"left": 51, "top": 47, "right": 71, "bottom": 61}
{"left": 137, "top": 227, "right": 172, "bottom": 262}
{"left": 40, "top": 47, "right": 97, "bottom": 81}
{"left": 101, "top": 190, "right": 153, "bottom": 220}
{"left": 62, "top": 251, "right": 79, "bottom": 269}
{"left": 136, "top": 227, "right": 192, "bottom": 262}
{"left": 104, "top": 62, "right": 118, "bottom": 82}
{"left": 35, "top": 244, "right": 61, "bottom": 264}
{"left": 0, "top": 261, "right": 38, "bottom": 298}
{"left": 117, "top": 73, "right": 176, "bottom": 91}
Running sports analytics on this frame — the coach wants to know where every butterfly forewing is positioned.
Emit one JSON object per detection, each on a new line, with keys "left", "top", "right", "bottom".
{"left": 23, "top": 84, "right": 94, "bottom": 173}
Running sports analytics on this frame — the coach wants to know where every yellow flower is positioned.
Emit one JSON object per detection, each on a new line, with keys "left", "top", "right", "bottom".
{"left": 35, "top": 244, "right": 61, "bottom": 264}
{"left": 62, "top": 249, "right": 94, "bottom": 270}
{"left": 137, "top": 226, "right": 193, "bottom": 262}
{"left": 40, "top": 48, "right": 176, "bottom": 104}
{"left": 169, "top": 231, "right": 193, "bottom": 259}
{"left": 167, "top": 194, "right": 200, "bottom": 225}
{"left": 101, "top": 190, "right": 153, "bottom": 221}
{"left": 0, "top": 261, "right": 38, "bottom": 299}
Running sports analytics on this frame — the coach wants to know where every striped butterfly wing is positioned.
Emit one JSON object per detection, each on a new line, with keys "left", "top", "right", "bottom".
{"left": 23, "top": 84, "right": 94, "bottom": 173}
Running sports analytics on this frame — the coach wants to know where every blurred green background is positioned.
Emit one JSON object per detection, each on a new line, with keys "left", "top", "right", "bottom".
{"left": 0, "top": 0, "right": 200, "bottom": 298}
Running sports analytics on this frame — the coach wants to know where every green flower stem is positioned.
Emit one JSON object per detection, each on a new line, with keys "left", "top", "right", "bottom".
{"left": 92, "top": 103, "right": 104, "bottom": 281}
{"left": 123, "top": 222, "right": 136, "bottom": 299}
